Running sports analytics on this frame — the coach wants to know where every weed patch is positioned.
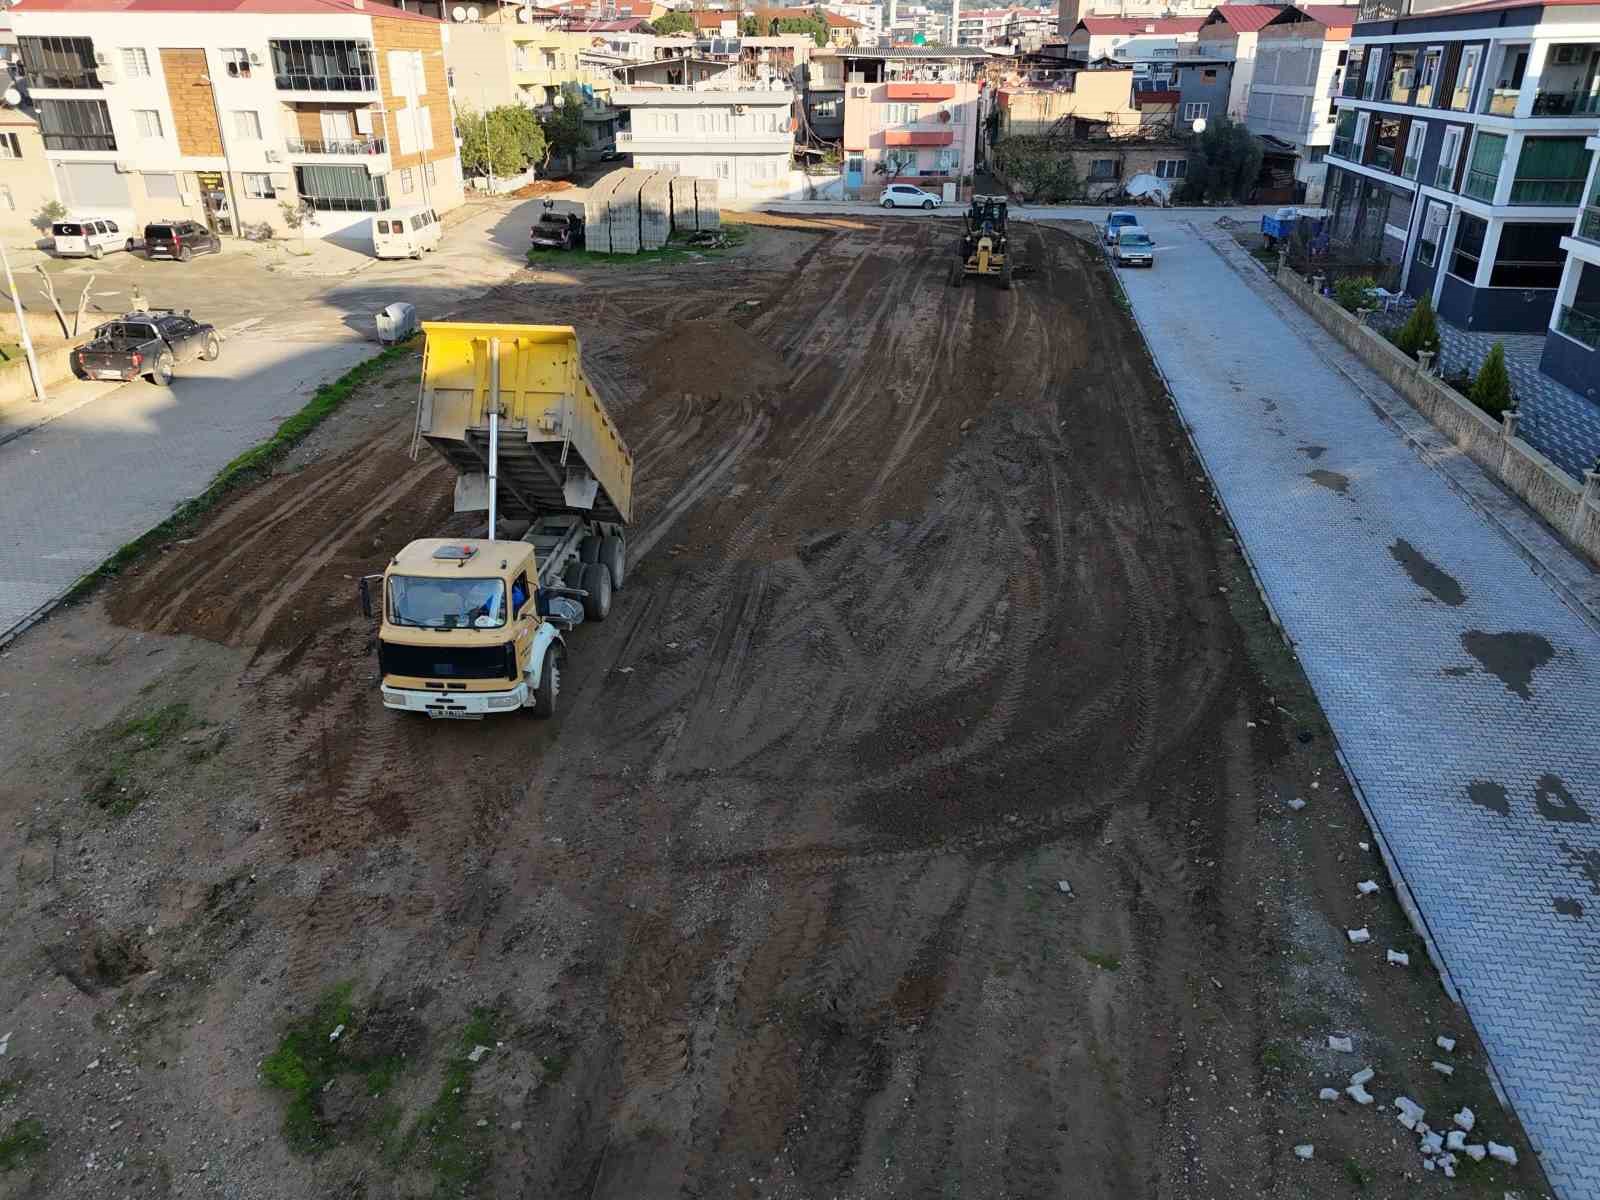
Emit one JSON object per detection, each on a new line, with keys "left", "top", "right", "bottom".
{"left": 1079, "top": 949, "right": 1122, "bottom": 972}
{"left": 83, "top": 702, "right": 203, "bottom": 816}
{"left": 0, "top": 1117, "right": 47, "bottom": 1171}
{"left": 393, "top": 1008, "right": 499, "bottom": 1197}
{"left": 260, "top": 983, "right": 357, "bottom": 1154}
{"left": 1343, "top": 1155, "right": 1369, "bottom": 1190}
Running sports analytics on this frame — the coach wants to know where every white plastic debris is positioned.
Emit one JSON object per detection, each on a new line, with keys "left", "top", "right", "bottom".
{"left": 1357, "top": 880, "right": 1380, "bottom": 895}
{"left": 1346, "top": 1084, "right": 1374, "bottom": 1105}
{"left": 1436, "top": 1035, "right": 1457, "bottom": 1053}
{"left": 329, "top": 1024, "right": 345, "bottom": 1042}
{"left": 1488, "top": 1141, "right": 1517, "bottom": 1166}
{"left": 1387, "top": 949, "right": 1411, "bottom": 966}
{"left": 1359, "top": 841, "right": 1370, "bottom": 851}
{"left": 1462, "top": 1143, "right": 1486, "bottom": 1162}
{"left": 1327, "top": 1035, "right": 1354, "bottom": 1053}
{"left": 1431, "top": 1060, "right": 1454, "bottom": 1076}
{"left": 1294, "top": 1144, "right": 1314, "bottom": 1160}
{"left": 1350, "top": 1066, "right": 1374, "bottom": 1087}
{"left": 1347, "top": 927, "right": 1371, "bottom": 944}
{"left": 1057, "top": 880, "right": 1073, "bottom": 895}
{"left": 0, "top": 1031, "right": 10, "bottom": 1057}
{"left": 1441, "top": 1153, "right": 1457, "bottom": 1179}
{"left": 1319, "top": 1088, "right": 1341, "bottom": 1102}
{"left": 467, "top": 1044, "right": 490, "bottom": 1063}
{"left": 1398, "top": 1112, "right": 1418, "bottom": 1131}
{"left": 1423, "top": 1156, "right": 1436, "bottom": 1172}
{"left": 1446, "top": 1130, "right": 1467, "bottom": 1152}
{"left": 1287, "top": 797, "right": 1307, "bottom": 811}
{"left": 1453, "top": 1107, "right": 1475, "bottom": 1132}
{"left": 1395, "top": 1097, "right": 1426, "bottom": 1123}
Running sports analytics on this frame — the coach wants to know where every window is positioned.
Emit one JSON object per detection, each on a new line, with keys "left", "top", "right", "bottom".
{"left": 242, "top": 173, "right": 276, "bottom": 198}
{"left": 121, "top": 48, "right": 150, "bottom": 78}
{"left": 1449, "top": 212, "right": 1486, "bottom": 280}
{"left": 294, "top": 164, "right": 388, "bottom": 211}
{"left": 1370, "top": 116, "right": 1401, "bottom": 171}
{"left": 1089, "top": 158, "right": 1118, "bottom": 180}
{"left": 1415, "top": 47, "right": 1442, "bottom": 107}
{"left": 936, "top": 147, "right": 956, "bottom": 173}
{"left": 1402, "top": 121, "right": 1426, "bottom": 179}
{"left": 811, "top": 97, "right": 838, "bottom": 119}
{"left": 1511, "top": 137, "right": 1589, "bottom": 205}
{"left": 222, "top": 48, "right": 251, "bottom": 77}
{"left": 38, "top": 98, "right": 116, "bottom": 151}
{"left": 1490, "top": 222, "right": 1565, "bottom": 288}
{"left": 270, "top": 39, "right": 376, "bottom": 92}
{"left": 1332, "top": 109, "right": 1358, "bottom": 160}
{"left": 1386, "top": 49, "right": 1417, "bottom": 103}
{"left": 1183, "top": 101, "right": 1208, "bottom": 121}
{"left": 713, "top": 158, "right": 730, "bottom": 180}
{"left": 1463, "top": 131, "right": 1504, "bottom": 201}
{"left": 1449, "top": 44, "right": 1482, "bottom": 111}
{"left": 1343, "top": 45, "right": 1365, "bottom": 98}
{"left": 230, "top": 110, "right": 262, "bottom": 141}
{"left": 398, "top": 167, "right": 415, "bottom": 194}
{"left": 134, "top": 109, "right": 163, "bottom": 139}
{"left": 1361, "top": 48, "right": 1383, "bottom": 100}
{"left": 145, "top": 172, "right": 180, "bottom": 199}
{"left": 0, "top": 132, "right": 19, "bottom": 159}
{"left": 1417, "top": 200, "right": 1448, "bottom": 266}
{"left": 1155, "top": 158, "right": 1187, "bottom": 179}
{"left": 17, "top": 36, "right": 101, "bottom": 89}
{"left": 1435, "top": 125, "right": 1463, "bottom": 189}
{"left": 424, "top": 160, "right": 436, "bottom": 185}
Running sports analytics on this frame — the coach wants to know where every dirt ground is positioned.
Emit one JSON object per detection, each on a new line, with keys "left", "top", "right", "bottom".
{"left": 0, "top": 215, "right": 1552, "bottom": 1199}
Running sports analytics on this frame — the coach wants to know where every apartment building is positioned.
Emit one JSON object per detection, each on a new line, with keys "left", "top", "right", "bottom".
{"left": 612, "top": 57, "right": 797, "bottom": 199}
{"left": 1544, "top": 133, "right": 1598, "bottom": 395}
{"left": 1324, "top": 0, "right": 1600, "bottom": 344}
{"left": 1194, "top": 4, "right": 1285, "bottom": 118}
{"left": 1065, "top": 17, "right": 1206, "bottom": 86}
{"left": 996, "top": 62, "right": 1140, "bottom": 135}
{"left": 825, "top": 2, "right": 885, "bottom": 41}
{"left": 8, "top": 0, "right": 464, "bottom": 244}
{"left": 829, "top": 45, "right": 989, "bottom": 200}
{"left": 1057, "top": 0, "right": 1212, "bottom": 41}
{"left": 1244, "top": 5, "right": 1355, "bottom": 203}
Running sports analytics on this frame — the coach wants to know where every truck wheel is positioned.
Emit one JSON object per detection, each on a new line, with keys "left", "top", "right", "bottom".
{"left": 530, "top": 642, "right": 562, "bottom": 717}
{"left": 202, "top": 335, "right": 221, "bottom": 361}
{"left": 600, "top": 535, "right": 625, "bottom": 591}
{"left": 1001, "top": 258, "right": 1013, "bottom": 290}
{"left": 562, "top": 561, "right": 585, "bottom": 591}
{"left": 148, "top": 351, "right": 174, "bottom": 386}
{"left": 580, "top": 562, "right": 611, "bottom": 622}
{"left": 578, "top": 535, "right": 601, "bottom": 564}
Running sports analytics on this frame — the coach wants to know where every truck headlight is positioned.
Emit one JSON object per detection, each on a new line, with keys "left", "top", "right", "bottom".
{"left": 487, "top": 694, "right": 520, "bottom": 709}
{"left": 382, "top": 690, "right": 406, "bottom": 704}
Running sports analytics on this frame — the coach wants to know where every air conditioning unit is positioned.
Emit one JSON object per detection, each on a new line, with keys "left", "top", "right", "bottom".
{"left": 734, "top": 103, "right": 748, "bottom": 114}
{"left": 94, "top": 50, "right": 112, "bottom": 66}
{"left": 249, "top": 50, "right": 264, "bottom": 65}
{"left": 265, "top": 148, "right": 282, "bottom": 162}
{"left": 113, "top": 160, "right": 133, "bottom": 172}
{"left": 851, "top": 85, "right": 868, "bottom": 97}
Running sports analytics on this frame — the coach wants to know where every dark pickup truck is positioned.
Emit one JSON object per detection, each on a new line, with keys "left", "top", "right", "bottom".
{"left": 70, "top": 310, "right": 221, "bottom": 385}
{"left": 530, "top": 202, "right": 584, "bottom": 251}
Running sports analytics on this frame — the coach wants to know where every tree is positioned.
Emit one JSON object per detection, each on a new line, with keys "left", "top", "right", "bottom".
{"left": 649, "top": 10, "right": 694, "bottom": 35}
{"left": 775, "top": 15, "right": 831, "bottom": 47}
{"left": 991, "top": 137, "right": 1080, "bottom": 202}
{"left": 1394, "top": 295, "right": 1441, "bottom": 359}
{"left": 1179, "top": 115, "right": 1262, "bottom": 204}
{"left": 458, "top": 104, "right": 548, "bottom": 179}
{"left": 32, "top": 200, "right": 68, "bottom": 234}
{"left": 1471, "top": 342, "right": 1513, "bottom": 416}
{"left": 278, "top": 199, "right": 315, "bottom": 250}
{"left": 539, "top": 102, "right": 590, "bottom": 170}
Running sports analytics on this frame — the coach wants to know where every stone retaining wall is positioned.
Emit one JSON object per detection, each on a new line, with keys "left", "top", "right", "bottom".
{"left": 1277, "top": 264, "right": 1600, "bottom": 569}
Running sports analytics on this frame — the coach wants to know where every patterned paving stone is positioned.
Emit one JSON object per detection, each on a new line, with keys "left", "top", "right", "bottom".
{"left": 1118, "top": 217, "right": 1600, "bottom": 1200}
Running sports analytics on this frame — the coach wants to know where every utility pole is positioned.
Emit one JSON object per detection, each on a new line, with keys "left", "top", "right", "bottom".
{"left": 1, "top": 241, "right": 45, "bottom": 403}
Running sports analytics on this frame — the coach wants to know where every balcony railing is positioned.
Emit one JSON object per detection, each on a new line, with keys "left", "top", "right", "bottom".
{"left": 1556, "top": 303, "right": 1600, "bottom": 349}
{"left": 1580, "top": 206, "right": 1600, "bottom": 242}
{"left": 1486, "top": 88, "right": 1519, "bottom": 116}
{"left": 1509, "top": 176, "right": 1585, "bottom": 204}
{"left": 1331, "top": 135, "right": 1355, "bottom": 161}
{"left": 1532, "top": 92, "right": 1600, "bottom": 116}
{"left": 1371, "top": 145, "right": 1396, "bottom": 172}
{"left": 1463, "top": 167, "right": 1499, "bottom": 201}
{"left": 285, "top": 137, "right": 387, "bottom": 156}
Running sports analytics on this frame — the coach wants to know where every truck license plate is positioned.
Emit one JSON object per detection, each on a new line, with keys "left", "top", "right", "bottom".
{"left": 97, "top": 370, "right": 126, "bottom": 380}
{"left": 425, "top": 706, "right": 473, "bottom": 719}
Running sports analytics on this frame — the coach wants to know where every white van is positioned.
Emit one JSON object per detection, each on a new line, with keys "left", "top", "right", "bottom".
{"left": 52, "top": 213, "right": 136, "bottom": 259}
{"left": 372, "top": 207, "right": 442, "bottom": 259}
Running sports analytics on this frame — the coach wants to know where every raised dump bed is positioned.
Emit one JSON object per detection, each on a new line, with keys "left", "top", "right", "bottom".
{"left": 413, "top": 321, "right": 633, "bottom": 527}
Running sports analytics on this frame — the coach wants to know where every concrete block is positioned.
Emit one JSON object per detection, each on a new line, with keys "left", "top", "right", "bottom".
{"left": 1435, "top": 1035, "right": 1456, "bottom": 1053}
{"left": 583, "top": 168, "right": 629, "bottom": 255}
{"left": 1398, "top": 1111, "right": 1418, "bottom": 1131}
{"left": 1421, "top": 1130, "right": 1445, "bottom": 1155}
{"left": 1488, "top": 1141, "right": 1517, "bottom": 1166}
{"left": 1350, "top": 1066, "right": 1374, "bottom": 1087}
{"left": 1294, "top": 1144, "right": 1314, "bottom": 1160}
{"left": 1357, "top": 880, "right": 1380, "bottom": 895}
{"left": 1319, "top": 1087, "right": 1341, "bottom": 1102}
{"left": 694, "top": 177, "right": 721, "bottom": 230}
{"left": 1442, "top": 1154, "right": 1457, "bottom": 1179}
{"left": 1395, "top": 1097, "right": 1425, "bottom": 1123}
{"left": 1431, "top": 1060, "right": 1454, "bottom": 1076}
{"left": 1446, "top": 1130, "right": 1467, "bottom": 1152}
{"left": 638, "top": 171, "right": 673, "bottom": 251}
{"left": 1386, "top": 949, "right": 1410, "bottom": 966}
{"left": 1347, "top": 927, "right": 1371, "bottom": 944}
{"left": 669, "top": 175, "right": 698, "bottom": 233}
{"left": 1453, "top": 1107, "right": 1475, "bottom": 1132}
{"left": 1463, "top": 1143, "right": 1486, "bottom": 1162}
{"left": 1327, "top": 1035, "right": 1353, "bottom": 1053}
{"left": 1346, "top": 1084, "right": 1374, "bottom": 1105}
{"left": 1286, "top": 797, "right": 1307, "bottom": 811}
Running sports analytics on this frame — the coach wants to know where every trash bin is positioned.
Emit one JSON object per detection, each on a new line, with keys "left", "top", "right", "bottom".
{"left": 376, "top": 301, "right": 417, "bottom": 345}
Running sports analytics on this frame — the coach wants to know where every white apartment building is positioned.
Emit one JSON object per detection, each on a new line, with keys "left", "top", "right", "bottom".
{"left": 1245, "top": 5, "right": 1355, "bottom": 203}
{"left": 613, "top": 58, "right": 796, "bottom": 200}
{"left": 826, "top": 2, "right": 884, "bottom": 39}
{"left": 1194, "top": 4, "right": 1286, "bottom": 119}
{"left": 8, "top": 0, "right": 464, "bottom": 246}
{"left": 1057, "top": 0, "right": 1214, "bottom": 40}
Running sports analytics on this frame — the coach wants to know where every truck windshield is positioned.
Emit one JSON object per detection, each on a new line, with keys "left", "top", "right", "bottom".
{"left": 387, "top": 576, "right": 507, "bottom": 629}
{"left": 102, "top": 323, "right": 157, "bottom": 341}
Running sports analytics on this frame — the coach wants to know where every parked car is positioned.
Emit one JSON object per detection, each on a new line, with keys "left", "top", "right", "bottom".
{"left": 372, "top": 207, "right": 442, "bottom": 260}
{"left": 1115, "top": 226, "right": 1155, "bottom": 268}
{"left": 144, "top": 220, "right": 221, "bottom": 262}
{"left": 1103, "top": 210, "right": 1140, "bottom": 246}
{"left": 70, "top": 309, "right": 220, "bottom": 386}
{"left": 51, "top": 215, "right": 135, "bottom": 259}
{"left": 597, "top": 147, "right": 625, "bottom": 162}
{"left": 880, "top": 184, "right": 942, "bottom": 210}
{"left": 530, "top": 202, "right": 585, "bottom": 251}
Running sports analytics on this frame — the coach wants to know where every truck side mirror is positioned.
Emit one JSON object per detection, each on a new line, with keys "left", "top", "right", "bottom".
{"left": 359, "top": 573, "right": 383, "bottom": 620}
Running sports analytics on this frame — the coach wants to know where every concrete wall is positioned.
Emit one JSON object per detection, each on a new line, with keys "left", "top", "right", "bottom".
{"left": 1439, "top": 270, "right": 1558, "bottom": 333}
{"left": 1278, "top": 263, "right": 1600, "bottom": 568}
{"left": 0, "top": 114, "right": 61, "bottom": 244}
{"left": 1540, "top": 327, "right": 1598, "bottom": 401}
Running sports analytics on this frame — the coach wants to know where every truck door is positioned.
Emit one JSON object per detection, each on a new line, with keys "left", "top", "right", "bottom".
{"left": 511, "top": 570, "right": 535, "bottom": 670}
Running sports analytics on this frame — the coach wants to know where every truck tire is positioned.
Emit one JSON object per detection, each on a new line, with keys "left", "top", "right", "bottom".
{"left": 600, "top": 535, "right": 625, "bottom": 591}
{"left": 1000, "top": 258, "right": 1013, "bottom": 290}
{"left": 562, "top": 561, "right": 584, "bottom": 592}
{"left": 148, "top": 351, "right": 174, "bottom": 386}
{"left": 580, "top": 562, "right": 611, "bottom": 622}
{"left": 579, "top": 535, "right": 601, "bottom": 564}
{"left": 530, "top": 642, "right": 562, "bottom": 718}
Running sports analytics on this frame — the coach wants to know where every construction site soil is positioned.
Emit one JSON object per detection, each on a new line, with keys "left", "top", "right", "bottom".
{"left": 0, "top": 216, "right": 1545, "bottom": 1200}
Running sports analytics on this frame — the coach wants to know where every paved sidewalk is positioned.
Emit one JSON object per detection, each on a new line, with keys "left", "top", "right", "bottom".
{"left": 1119, "top": 214, "right": 1600, "bottom": 1199}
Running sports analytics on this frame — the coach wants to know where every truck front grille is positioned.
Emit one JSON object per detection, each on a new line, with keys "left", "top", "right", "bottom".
{"left": 379, "top": 641, "right": 515, "bottom": 681}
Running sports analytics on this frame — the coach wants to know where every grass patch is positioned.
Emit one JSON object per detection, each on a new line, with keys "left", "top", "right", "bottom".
{"left": 539, "top": 1053, "right": 568, "bottom": 1085}
{"left": 1260, "top": 1041, "right": 1286, "bottom": 1070}
{"left": 1343, "top": 1155, "right": 1369, "bottom": 1190}
{"left": 1079, "top": 949, "right": 1122, "bottom": 972}
{"left": 260, "top": 982, "right": 357, "bottom": 1155}
{"left": 65, "top": 338, "right": 421, "bottom": 602}
{"left": 84, "top": 701, "right": 203, "bottom": 816}
{"left": 529, "top": 224, "right": 749, "bottom": 269}
{"left": 0, "top": 1117, "right": 47, "bottom": 1171}
{"left": 392, "top": 1008, "right": 498, "bottom": 1196}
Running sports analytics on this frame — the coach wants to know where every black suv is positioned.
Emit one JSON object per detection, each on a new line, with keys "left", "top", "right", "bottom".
{"left": 144, "top": 220, "right": 221, "bottom": 262}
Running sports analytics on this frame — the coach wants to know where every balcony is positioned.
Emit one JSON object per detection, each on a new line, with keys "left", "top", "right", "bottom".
{"left": 1510, "top": 175, "right": 1586, "bottom": 204}
{"left": 1371, "top": 145, "right": 1396, "bottom": 172}
{"left": 884, "top": 129, "right": 954, "bottom": 146}
{"left": 270, "top": 39, "right": 377, "bottom": 95}
{"left": 1486, "top": 88, "right": 1520, "bottom": 116}
{"left": 1463, "top": 167, "right": 1499, "bottom": 201}
{"left": 1580, "top": 206, "right": 1600, "bottom": 242}
{"left": 885, "top": 82, "right": 955, "bottom": 101}
{"left": 286, "top": 136, "right": 387, "bottom": 156}
{"left": 1556, "top": 303, "right": 1600, "bottom": 349}
{"left": 1532, "top": 92, "right": 1600, "bottom": 117}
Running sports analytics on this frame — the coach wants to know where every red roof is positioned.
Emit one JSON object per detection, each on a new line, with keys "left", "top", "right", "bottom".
{"left": 1201, "top": 4, "right": 1287, "bottom": 33}
{"left": 1073, "top": 16, "right": 1207, "bottom": 34}
{"left": 1274, "top": 4, "right": 1358, "bottom": 29}
{"left": 9, "top": 0, "right": 438, "bottom": 16}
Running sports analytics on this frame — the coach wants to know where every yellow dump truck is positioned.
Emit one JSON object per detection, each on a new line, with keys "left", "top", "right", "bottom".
{"left": 360, "top": 322, "right": 633, "bottom": 719}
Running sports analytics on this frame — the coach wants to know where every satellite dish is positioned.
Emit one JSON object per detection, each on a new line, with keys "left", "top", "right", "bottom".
{"left": 1191, "top": 117, "right": 1206, "bottom": 134}
{"left": 452, "top": 5, "right": 467, "bottom": 19}
{"left": 553, "top": 92, "right": 565, "bottom": 106}
{"left": 1, "top": 86, "right": 20, "bottom": 107}
{"left": 466, "top": 4, "right": 480, "bottom": 19}
{"left": 517, "top": 6, "right": 531, "bottom": 18}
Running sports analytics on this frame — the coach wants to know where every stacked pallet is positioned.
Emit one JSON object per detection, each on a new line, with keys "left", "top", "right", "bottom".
{"left": 581, "top": 169, "right": 721, "bottom": 253}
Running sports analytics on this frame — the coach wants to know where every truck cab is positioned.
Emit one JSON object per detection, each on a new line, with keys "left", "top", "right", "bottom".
{"left": 371, "top": 539, "right": 566, "bottom": 719}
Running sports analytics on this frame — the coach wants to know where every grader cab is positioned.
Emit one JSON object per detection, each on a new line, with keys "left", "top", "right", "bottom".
{"left": 950, "top": 194, "right": 1013, "bottom": 290}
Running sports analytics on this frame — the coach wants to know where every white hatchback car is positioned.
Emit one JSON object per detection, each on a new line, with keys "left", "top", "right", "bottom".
{"left": 880, "top": 184, "right": 941, "bottom": 210}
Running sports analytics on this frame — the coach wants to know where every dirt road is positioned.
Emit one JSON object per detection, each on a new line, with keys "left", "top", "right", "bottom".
{"left": 0, "top": 217, "right": 1546, "bottom": 1199}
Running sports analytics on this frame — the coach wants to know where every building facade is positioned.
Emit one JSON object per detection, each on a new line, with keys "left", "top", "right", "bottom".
{"left": 1194, "top": 4, "right": 1287, "bottom": 119}
{"left": 8, "top": 0, "right": 464, "bottom": 245}
{"left": 1324, "top": 0, "right": 1600, "bottom": 341}
{"left": 1543, "top": 132, "right": 1599, "bottom": 395}
{"left": 1065, "top": 16, "right": 1206, "bottom": 86}
{"left": 1245, "top": 5, "right": 1354, "bottom": 203}
{"left": 830, "top": 46, "right": 989, "bottom": 200}
{"left": 1057, "top": 0, "right": 1212, "bottom": 41}
{"left": 1171, "top": 56, "right": 1233, "bottom": 128}
{"left": 612, "top": 57, "right": 796, "bottom": 199}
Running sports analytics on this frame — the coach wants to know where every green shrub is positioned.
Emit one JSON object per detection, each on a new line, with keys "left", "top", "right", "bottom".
{"left": 1333, "top": 275, "right": 1378, "bottom": 313}
{"left": 1394, "top": 296, "right": 1441, "bottom": 358}
{"left": 1471, "top": 342, "right": 1513, "bottom": 416}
